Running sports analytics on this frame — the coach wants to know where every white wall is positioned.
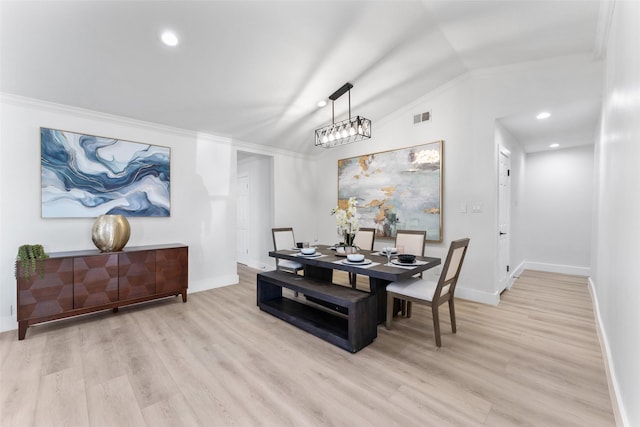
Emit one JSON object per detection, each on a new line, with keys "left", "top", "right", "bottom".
{"left": 520, "top": 145, "right": 594, "bottom": 275}
{"left": 0, "top": 95, "right": 243, "bottom": 331}
{"left": 593, "top": 1, "right": 640, "bottom": 425}
{"left": 315, "top": 55, "right": 602, "bottom": 305}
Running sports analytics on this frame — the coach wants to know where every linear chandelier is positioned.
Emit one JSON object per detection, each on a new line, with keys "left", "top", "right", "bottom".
{"left": 315, "top": 82, "right": 371, "bottom": 148}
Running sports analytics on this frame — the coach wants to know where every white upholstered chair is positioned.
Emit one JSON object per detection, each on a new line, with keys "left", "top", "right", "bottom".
{"left": 395, "top": 229, "right": 427, "bottom": 284}
{"left": 385, "top": 238, "right": 470, "bottom": 347}
{"left": 349, "top": 228, "right": 375, "bottom": 288}
{"left": 394, "top": 229, "right": 426, "bottom": 256}
{"left": 271, "top": 228, "right": 303, "bottom": 275}
{"left": 352, "top": 227, "right": 375, "bottom": 251}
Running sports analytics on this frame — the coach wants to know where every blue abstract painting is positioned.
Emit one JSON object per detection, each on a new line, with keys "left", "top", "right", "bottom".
{"left": 41, "top": 128, "right": 171, "bottom": 218}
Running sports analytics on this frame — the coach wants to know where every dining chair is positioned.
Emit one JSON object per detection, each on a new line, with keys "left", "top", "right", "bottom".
{"left": 349, "top": 228, "right": 375, "bottom": 288}
{"left": 271, "top": 228, "right": 303, "bottom": 276}
{"left": 395, "top": 229, "right": 427, "bottom": 285}
{"left": 394, "top": 229, "right": 426, "bottom": 256}
{"left": 385, "top": 238, "right": 470, "bottom": 347}
{"left": 353, "top": 227, "right": 375, "bottom": 251}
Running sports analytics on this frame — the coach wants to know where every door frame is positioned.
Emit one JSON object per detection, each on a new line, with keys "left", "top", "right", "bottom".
{"left": 498, "top": 146, "right": 512, "bottom": 294}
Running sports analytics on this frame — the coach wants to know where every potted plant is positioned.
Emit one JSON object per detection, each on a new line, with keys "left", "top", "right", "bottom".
{"left": 15, "top": 244, "right": 49, "bottom": 280}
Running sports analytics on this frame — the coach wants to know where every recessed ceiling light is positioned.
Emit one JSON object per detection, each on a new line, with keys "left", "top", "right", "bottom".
{"left": 161, "top": 31, "right": 179, "bottom": 47}
{"left": 536, "top": 111, "right": 551, "bottom": 120}
{"left": 549, "top": 143, "right": 560, "bottom": 148}
{"left": 317, "top": 100, "right": 327, "bottom": 108}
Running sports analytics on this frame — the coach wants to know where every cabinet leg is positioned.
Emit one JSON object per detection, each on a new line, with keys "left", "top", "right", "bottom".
{"left": 112, "top": 307, "right": 119, "bottom": 313}
{"left": 181, "top": 290, "right": 187, "bottom": 303}
{"left": 18, "top": 321, "right": 27, "bottom": 340}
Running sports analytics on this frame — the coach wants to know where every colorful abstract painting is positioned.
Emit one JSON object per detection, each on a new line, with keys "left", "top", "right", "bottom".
{"left": 338, "top": 140, "right": 442, "bottom": 242}
{"left": 41, "top": 128, "right": 171, "bottom": 218}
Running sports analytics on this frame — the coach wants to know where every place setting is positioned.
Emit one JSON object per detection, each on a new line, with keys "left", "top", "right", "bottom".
{"left": 387, "top": 253, "right": 430, "bottom": 269}
{"left": 294, "top": 247, "right": 325, "bottom": 258}
{"left": 335, "top": 253, "right": 379, "bottom": 268}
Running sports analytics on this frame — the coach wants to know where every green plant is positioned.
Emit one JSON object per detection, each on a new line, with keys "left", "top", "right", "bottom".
{"left": 16, "top": 244, "right": 49, "bottom": 280}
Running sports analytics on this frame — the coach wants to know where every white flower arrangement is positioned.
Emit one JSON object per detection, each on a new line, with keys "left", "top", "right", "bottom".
{"left": 330, "top": 197, "right": 360, "bottom": 246}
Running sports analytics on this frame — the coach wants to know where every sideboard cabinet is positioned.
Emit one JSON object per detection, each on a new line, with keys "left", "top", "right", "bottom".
{"left": 17, "top": 244, "right": 188, "bottom": 340}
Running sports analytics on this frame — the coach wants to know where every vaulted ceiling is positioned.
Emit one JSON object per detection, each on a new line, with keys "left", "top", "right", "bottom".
{"left": 0, "top": 0, "right": 605, "bottom": 155}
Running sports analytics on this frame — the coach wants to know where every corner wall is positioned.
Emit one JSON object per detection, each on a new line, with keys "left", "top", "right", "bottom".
{"left": 593, "top": 1, "right": 640, "bottom": 425}
{"left": 520, "top": 145, "right": 594, "bottom": 276}
{"left": 0, "top": 95, "right": 239, "bottom": 332}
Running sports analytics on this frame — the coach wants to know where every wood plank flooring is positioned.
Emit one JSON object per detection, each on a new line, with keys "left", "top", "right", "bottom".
{"left": 0, "top": 267, "right": 616, "bottom": 426}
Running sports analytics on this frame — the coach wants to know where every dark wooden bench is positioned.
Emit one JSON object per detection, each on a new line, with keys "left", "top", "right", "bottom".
{"left": 257, "top": 270, "right": 377, "bottom": 352}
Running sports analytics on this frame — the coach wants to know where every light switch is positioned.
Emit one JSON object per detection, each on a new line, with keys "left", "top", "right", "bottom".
{"left": 459, "top": 203, "right": 467, "bottom": 213}
{"left": 471, "top": 202, "right": 483, "bottom": 213}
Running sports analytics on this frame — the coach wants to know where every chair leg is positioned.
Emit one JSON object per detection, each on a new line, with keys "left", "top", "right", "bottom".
{"left": 349, "top": 272, "right": 357, "bottom": 288}
{"left": 449, "top": 298, "right": 456, "bottom": 333}
{"left": 400, "top": 300, "right": 406, "bottom": 316}
{"left": 406, "top": 301, "right": 412, "bottom": 318}
{"left": 432, "top": 307, "right": 441, "bottom": 347}
{"left": 385, "top": 293, "right": 394, "bottom": 329}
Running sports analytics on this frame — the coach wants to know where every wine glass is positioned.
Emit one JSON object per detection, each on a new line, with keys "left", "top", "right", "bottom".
{"left": 384, "top": 247, "right": 392, "bottom": 265}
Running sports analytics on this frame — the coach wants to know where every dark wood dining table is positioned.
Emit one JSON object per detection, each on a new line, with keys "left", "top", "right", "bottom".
{"left": 269, "top": 245, "right": 441, "bottom": 323}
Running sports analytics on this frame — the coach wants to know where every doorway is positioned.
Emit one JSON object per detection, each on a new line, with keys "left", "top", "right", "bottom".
{"left": 237, "top": 174, "right": 249, "bottom": 265}
{"left": 236, "top": 151, "right": 274, "bottom": 270}
{"left": 498, "top": 147, "right": 511, "bottom": 293}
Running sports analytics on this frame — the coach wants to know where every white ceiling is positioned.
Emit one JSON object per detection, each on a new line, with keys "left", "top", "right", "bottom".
{"left": 0, "top": 0, "right": 605, "bottom": 155}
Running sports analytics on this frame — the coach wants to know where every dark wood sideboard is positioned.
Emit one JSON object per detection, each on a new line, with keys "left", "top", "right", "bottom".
{"left": 16, "top": 243, "right": 188, "bottom": 340}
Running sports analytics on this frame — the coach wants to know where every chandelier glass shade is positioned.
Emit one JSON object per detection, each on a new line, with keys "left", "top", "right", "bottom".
{"left": 314, "top": 82, "right": 371, "bottom": 148}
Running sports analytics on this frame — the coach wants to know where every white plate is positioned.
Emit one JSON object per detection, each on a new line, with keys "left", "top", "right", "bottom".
{"left": 298, "top": 253, "right": 321, "bottom": 258}
{"left": 343, "top": 259, "right": 372, "bottom": 266}
{"left": 391, "top": 259, "right": 416, "bottom": 266}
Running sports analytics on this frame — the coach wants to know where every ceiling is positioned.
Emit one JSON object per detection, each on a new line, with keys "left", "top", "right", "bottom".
{"left": 0, "top": 0, "right": 605, "bottom": 156}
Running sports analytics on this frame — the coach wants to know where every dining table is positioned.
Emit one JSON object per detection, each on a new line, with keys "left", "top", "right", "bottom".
{"left": 269, "top": 245, "right": 441, "bottom": 323}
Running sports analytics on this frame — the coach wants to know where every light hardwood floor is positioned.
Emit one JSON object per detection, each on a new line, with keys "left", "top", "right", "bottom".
{"left": 0, "top": 267, "right": 616, "bottom": 426}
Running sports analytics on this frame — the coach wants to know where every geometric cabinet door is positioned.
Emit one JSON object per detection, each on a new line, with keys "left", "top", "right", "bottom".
{"left": 118, "top": 250, "right": 156, "bottom": 300}
{"left": 17, "top": 258, "right": 73, "bottom": 321}
{"left": 73, "top": 254, "right": 119, "bottom": 309}
{"left": 156, "top": 247, "right": 188, "bottom": 295}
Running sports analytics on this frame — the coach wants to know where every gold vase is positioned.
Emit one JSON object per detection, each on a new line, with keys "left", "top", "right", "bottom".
{"left": 91, "top": 214, "right": 131, "bottom": 252}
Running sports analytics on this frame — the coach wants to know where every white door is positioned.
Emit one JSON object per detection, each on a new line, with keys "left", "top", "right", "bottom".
{"left": 498, "top": 148, "right": 511, "bottom": 293}
{"left": 237, "top": 174, "right": 250, "bottom": 265}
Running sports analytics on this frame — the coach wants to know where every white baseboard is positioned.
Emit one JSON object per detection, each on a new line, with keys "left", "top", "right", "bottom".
{"left": 520, "top": 261, "right": 591, "bottom": 277}
{"left": 512, "top": 261, "right": 527, "bottom": 282}
{"left": 188, "top": 274, "right": 239, "bottom": 294}
{"left": 455, "top": 286, "right": 500, "bottom": 305}
{"left": 588, "top": 278, "right": 629, "bottom": 427}
{"left": 240, "top": 258, "right": 275, "bottom": 272}
{"left": 0, "top": 315, "right": 16, "bottom": 334}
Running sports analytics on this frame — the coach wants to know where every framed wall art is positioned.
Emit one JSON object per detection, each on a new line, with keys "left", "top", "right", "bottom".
{"left": 41, "top": 127, "right": 171, "bottom": 218}
{"left": 337, "top": 140, "right": 443, "bottom": 242}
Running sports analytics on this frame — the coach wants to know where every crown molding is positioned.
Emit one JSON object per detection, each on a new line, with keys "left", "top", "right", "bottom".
{"left": 0, "top": 92, "right": 233, "bottom": 144}
{"left": 594, "top": 0, "right": 615, "bottom": 60}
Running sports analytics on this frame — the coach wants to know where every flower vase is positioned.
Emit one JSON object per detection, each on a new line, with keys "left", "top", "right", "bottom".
{"left": 343, "top": 232, "right": 356, "bottom": 253}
